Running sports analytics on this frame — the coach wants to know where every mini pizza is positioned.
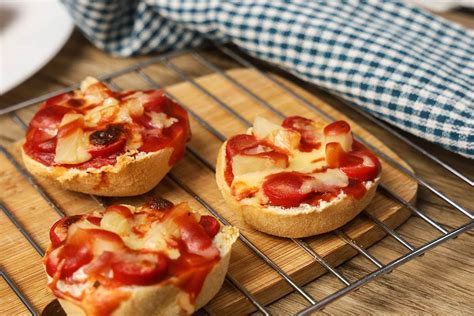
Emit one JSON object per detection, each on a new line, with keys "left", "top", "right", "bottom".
{"left": 44, "top": 199, "right": 239, "bottom": 315}
{"left": 22, "top": 77, "right": 191, "bottom": 196}
{"left": 216, "top": 116, "right": 381, "bottom": 238}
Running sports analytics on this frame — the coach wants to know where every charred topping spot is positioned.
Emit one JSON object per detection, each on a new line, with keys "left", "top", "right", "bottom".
{"left": 93, "top": 281, "right": 101, "bottom": 288}
{"left": 63, "top": 215, "right": 83, "bottom": 228}
{"left": 90, "top": 124, "right": 123, "bottom": 146}
{"left": 67, "top": 98, "right": 85, "bottom": 108}
{"left": 146, "top": 197, "right": 174, "bottom": 211}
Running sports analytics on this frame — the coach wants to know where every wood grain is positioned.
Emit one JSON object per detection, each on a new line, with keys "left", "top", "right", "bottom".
{"left": 0, "top": 11, "right": 472, "bottom": 314}
{"left": 1, "top": 68, "right": 417, "bottom": 314}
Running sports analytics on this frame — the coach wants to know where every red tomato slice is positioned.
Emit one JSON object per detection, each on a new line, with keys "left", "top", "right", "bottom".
{"left": 325, "top": 142, "right": 348, "bottom": 168}
{"left": 262, "top": 172, "right": 312, "bottom": 208}
{"left": 199, "top": 216, "right": 220, "bottom": 239}
{"left": 323, "top": 120, "right": 351, "bottom": 136}
{"left": 49, "top": 215, "right": 82, "bottom": 248}
{"left": 112, "top": 253, "right": 168, "bottom": 286}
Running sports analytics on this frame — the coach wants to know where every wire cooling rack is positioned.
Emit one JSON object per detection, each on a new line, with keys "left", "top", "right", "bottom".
{"left": 0, "top": 44, "right": 472, "bottom": 315}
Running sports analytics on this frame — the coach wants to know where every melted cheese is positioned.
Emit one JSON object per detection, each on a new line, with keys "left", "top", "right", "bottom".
{"left": 100, "top": 205, "right": 181, "bottom": 259}
{"left": 148, "top": 112, "right": 178, "bottom": 129}
{"left": 84, "top": 102, "right": 119, "bottom": 127}
{"left": 55, "top": 114, "right": 92, "bottom": 164}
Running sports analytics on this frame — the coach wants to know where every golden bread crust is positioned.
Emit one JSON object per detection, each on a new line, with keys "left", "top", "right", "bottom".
{"left": 22, "top": 147, "right": 173, "bottom": 196}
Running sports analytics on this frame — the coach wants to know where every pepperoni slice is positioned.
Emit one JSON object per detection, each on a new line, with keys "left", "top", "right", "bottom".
{"left": 226, "top": 134, "right": 260, "bottom": 158}
{"left": 89, "top": 138, "right": 126, "bottom": 158}
{"left": 112, "top": 253, "right": 168, "bottom": 286}
{"left": 29, "top": 105, "right": 73, "bottom": 131}
{"left": 199, "top": 216, "right": 220, "bottom": 239}
{"left": 58, "top": 229, "right": 94, "bottom": 278}
{"left": 105, "top": 205, "right": 133, "bottom": 218}
{"left": 262, "top": 172, "right": 312, "bottom": 208}
{"left": 323, "top": 120, "right": 351, "bottom": 136}
{"left": 340, "top": 151, "right": 380, "bottom": 181}
{"left": 178, "top": 217, "right": 219, "bottom": 259}
{"left": 49, "top": 215, "right": 82, "bottom": 248}
{"left": 60, "top": 243, "right": 93, "bottom": 278}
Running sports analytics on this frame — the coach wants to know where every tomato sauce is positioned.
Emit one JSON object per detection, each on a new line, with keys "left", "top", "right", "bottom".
{"left": 23, "top": 86, "right": 190, "bottom": 169}
{"left": 45, "top": 202, "right": 220, "bottom": 314}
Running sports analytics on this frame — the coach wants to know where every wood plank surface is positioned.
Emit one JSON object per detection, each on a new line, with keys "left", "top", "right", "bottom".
{"left": 0, "top": 9, "right": 473, "bottom": 315}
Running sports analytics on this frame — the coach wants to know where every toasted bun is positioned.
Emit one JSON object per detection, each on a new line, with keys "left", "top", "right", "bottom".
{"left": 216, "top": 142, "right": 380, "bottom": 238}
{"left": 22, "top": 147, "right": 174, "bottom": 197}
{"left": 57, "top": 226, "right": 239, "bottom": 316}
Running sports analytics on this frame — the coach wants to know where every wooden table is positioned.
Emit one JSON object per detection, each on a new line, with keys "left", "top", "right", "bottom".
{"left": 1, "top": 10, "right": 472, "bottom": 315}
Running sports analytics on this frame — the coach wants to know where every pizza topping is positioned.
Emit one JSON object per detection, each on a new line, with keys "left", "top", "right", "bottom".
{"left": 199, "top": 216, "right": 220, "bottom": 239}
{"left": 282, "top": 116, "right": 322, "bottom": 152}
{"left": 145, "top": 197, "right": 175, "bottom": 211}
{"left": 89, "top": 124, "right": 123, "bottom": 146}
{"left": 111, "top": 253, "right": 168, "bottom": 286}
{"left": 49, "top": 215, "right": 83, "bottom": 248}
{"left": 232, "top": 153, "right": 288, "bottom": 176}
{"left": 323, "top": 120, "right": 353, "bottom": 152}
{"left": 253, "top": 116, "right": 300, "bottom": 152}
{"left": 23, "top": 78, "right": 190, "bottom": 169}
{"left": 340, "top": 146, "right": 381, "bottom": 181}
{"left": 299, "top": 169, "right": 349, "bottom": 194}
{"left": 54, "top": 114, "right": 92, "bottom": 164}
{"left": 263, "top": 172, "right": 312, "bottom": 208}
{"left": 225, "top": 134, "right": 289, "bottom": 185}
{"left": 226, "top": 116, "right": 381, "bottom": 209}
{"left": 44, "top": 202, "right": 222, "bottom": 306}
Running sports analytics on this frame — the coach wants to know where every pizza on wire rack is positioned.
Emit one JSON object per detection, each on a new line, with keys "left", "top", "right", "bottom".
{"left": 216, "top": 116, "right": 382, "bottom": 238}
{"left": 22, "top": 77, "right": 191, "bottom": 196}
{"left": 44, "top": 198, "right": 239, "bottom": 315}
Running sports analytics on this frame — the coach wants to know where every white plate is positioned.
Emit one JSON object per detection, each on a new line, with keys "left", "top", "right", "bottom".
{"left": 0, "top": 0, "right": 74, "bottom": 94}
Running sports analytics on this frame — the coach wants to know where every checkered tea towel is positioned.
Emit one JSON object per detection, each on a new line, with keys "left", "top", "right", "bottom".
{"left": 61, "top": 0, "right": 474, "bottom": 158}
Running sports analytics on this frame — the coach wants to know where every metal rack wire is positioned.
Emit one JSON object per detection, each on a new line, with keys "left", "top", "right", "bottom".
{"left": 0, "top": 44, "right": 472, "bottom": 315}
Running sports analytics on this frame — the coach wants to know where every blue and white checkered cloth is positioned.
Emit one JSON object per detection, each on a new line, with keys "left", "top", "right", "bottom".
{"left": 61, "top": 0, "right": 474, "bottom": 158}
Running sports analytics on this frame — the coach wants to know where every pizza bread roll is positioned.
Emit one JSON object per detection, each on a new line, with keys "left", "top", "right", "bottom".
{"left": 22, "top": 77, "right": 191, "bottom": 196}
{"left": 44, "top": 198, "right": 239, "bottom": 315}
{"left": 216, "top": 116, "right": 381, "bottom": 238}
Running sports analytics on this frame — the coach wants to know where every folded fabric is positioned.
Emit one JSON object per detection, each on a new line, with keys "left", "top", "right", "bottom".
{"left": 61, "top": 0, "right": 474, "bottom": 158}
